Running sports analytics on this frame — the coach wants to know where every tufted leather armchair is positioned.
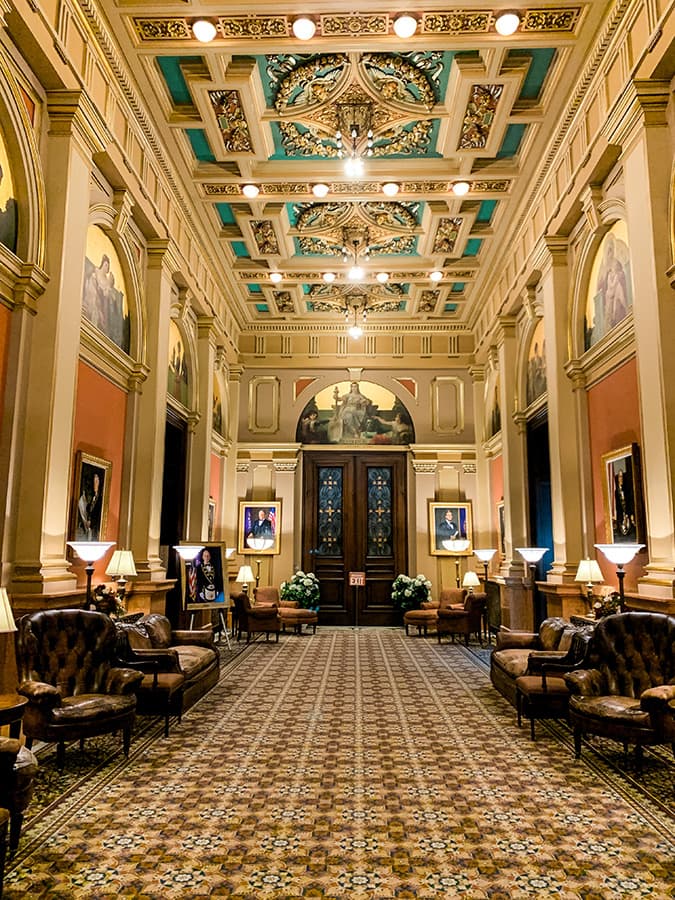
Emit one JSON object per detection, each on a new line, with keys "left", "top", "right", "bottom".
{"left": 16, "top": 609, "right": 143, "bottom": 767}
{"left": 564, "top": 612, "right": 675, "bottom": 772}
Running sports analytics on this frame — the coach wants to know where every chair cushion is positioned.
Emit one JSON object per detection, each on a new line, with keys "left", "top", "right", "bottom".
{"left": 52, "top": 693, "right": 136, "bottom": 724}
{"left": 569, "top": 694, "right": 650, "bottom": 728}
{"left": 403, "top": 609, "right": 438, "bottom": 623}
{"left": 173, "top": 646, "right": 217, "bottom": 681}
{"left": 138, "top": 672, "right": 184, "bottom": 697}
{"left": 279, "top": 608, "right": 318, "bottom": 624}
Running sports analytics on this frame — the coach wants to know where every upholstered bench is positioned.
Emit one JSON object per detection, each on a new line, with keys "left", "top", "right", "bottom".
{"left": 279, "top": 606, "right": 318, "bottom": 634}
{"left": 403, "top": 605, "right": 438, "bottom": 636}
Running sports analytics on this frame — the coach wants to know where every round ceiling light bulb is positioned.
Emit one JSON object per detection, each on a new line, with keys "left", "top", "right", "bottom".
{"left": 348, "top": 265, "right": 365, "bottom": 281}
{"left": 323, "top": 272, "right": 336, "bottom": 283}
{"left": 393, "top": 14, "right": 418, "bottom": 39}
{"left": 495, "top": 12, "right": 520, "bottom": 36}
{"left": 269, "top": 272, "right": 283, "bottom": 283}
{"left": 242, "top": 184, "right": 259, "bottom": 198}
{"left": 452, "top": 180, "right": 471, "bottom": 197}
{"left": 430, "top": 270, "right": 443, "bottom": 282}
{"left": 312, "top": 183, "right": 330, "bottom": 198}
{"left": 345, "top": 157, "right": 364, "bottom": 178}
{"left": 192, "top": 19, "right": 217, "bottom": 42}
{"left": 292, "top": 16, "right": 317, "bottom": 40}
{"left": 382, "top": 182, "right": 400, "bottom": 197}
{"left": 348, "top": 324, "right": 363, "bottom": 339}
{"left": 376, "top": 272, "right": 389, "bottom": 283}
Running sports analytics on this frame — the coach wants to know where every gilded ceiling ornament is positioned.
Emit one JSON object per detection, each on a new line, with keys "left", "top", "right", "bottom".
{"left": 251, "top": 220, "right": 280, "bottom": 255}
{"left": 298, "top": 236, "right": 344, "bottom": 257}
{"left": 361, "top": 54, "right": 437, "bottom": 110}
{"left": 471, "top": 180, "right": 510, "bottom": 192}
{"left": 433, "top": 217, "right": 463, "bottom": 254}
{"left": 203, "top": 184, "right": 241, "bottom": 195}
{"left": 320, "top": 13, "right": 388, "bottom": 35}
{"left": 331, "top": 182, "right": 382, "bottom": 194}
{"left": 294, "top": 203, "right": 351, "bottom": 232}
{"left": 218, "top": 15, "right": 288, "bottom": 38}
{"left": 422, "top": 11, "right": 491, "bottom": 33}
{"left": 133, "top": 18, "right": 192, "bottom": 40}
{"left": 273, "top": 55, "right": 349, "bottom": 113}
{"left": 273, "top": 291, "right": 294, "bottom": 313}
{"left": 262, "top": 183, "right": 312, "bottom": 194}
{"left": 402, "top": 181, "right": 450, "bottom": 193}
{"left": 209, "top": 91, "right": 253, "bottom": 153}
{"left": 459, "top": 85, "right": 503, "bottom": 150}
{"left": 361, "top": 201, "right": 419, "bottom": 231}
{"left": 277, "top": 121, "right": 340, "bottom": 158}
{"left": 523, "top": 9, "right": 581, "bottom": 32}
{"left": 372, "top": 120, "right": 435, "bottom": 157}
{"left": 419, "top": 290, "right": 439, "bottom": 312}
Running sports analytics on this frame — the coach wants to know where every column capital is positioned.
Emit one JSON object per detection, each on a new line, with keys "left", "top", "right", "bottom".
{"left": 604, "top": 79, "right": 670, "bottom": 148}
{"left": 128, "top": 362, "right": 150, "bottom": 393}
{"left": 187, "top": 412, "right": 200, "bottom": 435}
{"left": 512, "top": 411, "right": 528, "bottom": 436}
{"left": 112, "top": 190, "right": 134, "bottom": 237}
{"left": 469, "top": 364, "right": 485, "bottom": 383}
{"left": 146, "top": 240, "right": 173, "bottom": 270}
{"left": 531, "top": 236, "right": 568, "bottom": 274}
{"left": 412, "top": 460, "right": 437, "bottom": 475}
{"left": 11, "top": 263, "right": 49, "bottom": 314}
{"left": 229, "top": 365, "right": 244, "bottom": 383}
{"left": 580, "top": 185, "right": 604, "bottom": 233}
{"left": 495, "top": 315, "right": 517, "bottom": 345}
{"left": 196, "top": 315, "right": 217, "bottom": 343}
{"left": 564, "top": 359, "right": 587, "bottom": 391}
{"left": 46, "top": 90, "right": 111, "bottom": 158}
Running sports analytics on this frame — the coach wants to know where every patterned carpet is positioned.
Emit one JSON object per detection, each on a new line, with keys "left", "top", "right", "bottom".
{"left": 5, "top": 628, "right": 675, "bottom": 898}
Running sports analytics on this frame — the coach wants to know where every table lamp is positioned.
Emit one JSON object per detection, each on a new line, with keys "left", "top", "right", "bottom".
{"left": 574, "top": 558, "right": 604, "bottom": 608}
{"left": 462, "top": 571, "right": 481, "bottom": 594}
{"left": 236, "top": 565, "right": 255, "bottom": 595}
{"left": 67, "top": 541, "right": 116, "bottom": 607}
{"left": 0, "top": 587, "right": 16, "bottom": 690}
{"left": 105, "top": 549, "right": 137, "bottom": 602}
{"left": 594, "top": 543, "right": 644, "bottom": 611}
{"left": 474, "top": 548, "right": 497, "bottom": 585}
{"left": 441, "top": 539, "right": 471, "bottom": 587}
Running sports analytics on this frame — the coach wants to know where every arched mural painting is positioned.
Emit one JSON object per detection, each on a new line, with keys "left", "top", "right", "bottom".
{"left": 167, "top": 320, "right": 189, "bottom": 406}
{"left": 213, "top": 381, "right": 224, "bottom": 436}
{"left": 584, "top": 220, "right": 633, "bottom": 351}
{"left": 526, "top": 319, "right": 547, "bottom": 406}
{"left": 82, "top": 225, "right": 131, "bottom": 353}
{"left": 0, "top": 127, "right": 17, "bottom": 253}
{"left": 296, "top": 381, "right": 414, "bottom": 445}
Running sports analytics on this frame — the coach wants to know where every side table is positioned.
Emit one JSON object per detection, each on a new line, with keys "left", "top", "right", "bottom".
{"left": 0, "top": 694, "right": 28, "bottom": 739}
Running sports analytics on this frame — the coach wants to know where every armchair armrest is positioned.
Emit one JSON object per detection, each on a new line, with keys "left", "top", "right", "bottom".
{"left": 17, "top": 680, "right": 62, "bottom": 708}
{"left": 248, "top": 607, "right": 279, "bottom": 622}
{"left": 104, "top": 667, "right": 145, "bottom": 695}
{"left": 640, "top": 684, "right": 675, "bottom": 712}
{"left": 279, "top": 600, "right": 299, "bottom": 609}
{"left": 495, "top": 628, "right": 538, "bottom": 650}
{"left": 171, "top": 626, "right": 215, "bottom": 648}
{"left": 124, "top": 648, "right": 182, "bottom": 673}
{"left": 421, "top": 601, "right": 439, "bottom": 610}
{"left": 526, "top": 651, "right": 568, "bottom": 674}
{"left": 0, "top": 737, "right": 20, "bottom": 782}
{"left": 563, "top": 668, "right": 604, "bottom": 697}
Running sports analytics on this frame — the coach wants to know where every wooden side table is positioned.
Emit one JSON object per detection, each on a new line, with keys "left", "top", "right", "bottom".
{"left": 0, "top": 694, "right": 28, "bottom": 739}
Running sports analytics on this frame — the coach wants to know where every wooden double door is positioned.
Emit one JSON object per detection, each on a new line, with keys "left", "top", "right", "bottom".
{"left": 301, "top": 451, "right": 408, "bottom": 626}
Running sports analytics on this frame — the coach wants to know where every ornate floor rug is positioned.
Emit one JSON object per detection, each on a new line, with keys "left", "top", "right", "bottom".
{"left": 5, "top": 628, "right": 675, "bottom": 898}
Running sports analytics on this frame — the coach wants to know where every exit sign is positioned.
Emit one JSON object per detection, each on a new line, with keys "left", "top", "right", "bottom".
{"left": 349, "top": 571, "right": 366, "bottom": 586}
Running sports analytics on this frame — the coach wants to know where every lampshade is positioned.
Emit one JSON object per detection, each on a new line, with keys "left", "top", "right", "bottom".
{"left": 516, "top": 547, "right": 548, "bottom": 564}
{"left": 246, "top": 535, "right": 274, "bottom": 552}
{"left": 474, "top": 548, "right": 497, "bottom": 563}
{"left": 574, "top": 559, "right": 603, "bottom": 584}
{"left": 594, "top": 543, "right": 644, "bottom": 566}
{"left": 236, "top": 565, "right": 255, "bottom": 585}
{"left": 174, "top": 544, "right": 204, "bottom": 561}
{"left": 0, "top": 587, "right": 16, "bottom": 634}
{"left": 441, "top": 539, "right": 470, "bottom": 553}
{"left": 462, "top": 571, "right": 481, "bottom": 589}
{"left": 67, "top": 541, "right": 115, "bottom": 563}
{"left": 105, "top": 549, "right": 137, "bottom": 578}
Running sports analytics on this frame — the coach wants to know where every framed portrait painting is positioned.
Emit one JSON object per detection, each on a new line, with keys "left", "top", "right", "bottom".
{"left": 179, "top": 543, "right": 227, "bottom": 611}
{"left": 602, "top": 443, "right": 644, "bottom": 544}
{"left": 497, "top": 500, "right": 506, "bottom": 556}
{"left": 429, "top": 502, "right": 473, "bottom": 555}
{"left": 70, "top": 452, "right": 112, "bottom": 542}
{"left": 238, "top": 501, "right": 281, "bottom": 555}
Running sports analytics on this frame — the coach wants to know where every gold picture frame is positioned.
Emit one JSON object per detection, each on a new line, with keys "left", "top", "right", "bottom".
{"left": 429, "top": 501, "right": 473, "bottom": 555}
{"left": 601, "top": 443, "right": 644, "bottom": 544}
{"left": 238, "top": 501, "right": 281, "bottom": 555}
{"left": 69, "top": 451, "right": 112, "bottom": 543}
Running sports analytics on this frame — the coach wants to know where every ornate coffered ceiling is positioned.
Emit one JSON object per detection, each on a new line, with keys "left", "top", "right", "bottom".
{"left": 94, "top": 2, "right": 605, "bottom": 334}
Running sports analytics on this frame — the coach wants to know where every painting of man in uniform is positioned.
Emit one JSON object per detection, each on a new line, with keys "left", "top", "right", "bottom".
{"left": 213, "top": 381, "right": 224, "bottom": 436}
{"left": 526, "top": 319, "right": 547, "bottom": 406}
{"left": 0, "top": 130, "right": 18, "bottom": 253}
{"left": 584, "top": 221, "right": 633, "bottom": 351}
{"left": 295, "top": 381, "right": 414, "bottom": 446}
{"left": 167, "top": 320, "right": 189, "bottom": 406}
{"left": 82, "top": 225, "right": 131, "bottom": 354}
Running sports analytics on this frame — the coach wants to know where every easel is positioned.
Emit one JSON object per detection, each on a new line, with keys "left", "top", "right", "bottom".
{"left": 188, "top": 602, "right": 232, "bottom": 649}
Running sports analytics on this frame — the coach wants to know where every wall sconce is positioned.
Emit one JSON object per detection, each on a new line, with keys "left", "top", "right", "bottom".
{"left": 67, "top": 541, "right": 116, "bottom": 608}
{"left": 462, "top": 571, "right": 481, "bottom": 594}
{"left": 594, "top": 543, "right": 644, "bottom": 611}
{"left": 105, "top": 549, "right": 137, "bottom": 603}
{"left": 574, "top": 558, "right": 604, "bottom": 609}
{"left": 473, "top": 548, "right": 497, "bottom": 585}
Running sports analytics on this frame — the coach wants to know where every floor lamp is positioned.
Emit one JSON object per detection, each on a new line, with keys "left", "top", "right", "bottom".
{"left": 594, "top": 543, "right": 644, "bottom": 611}
{"left": 516, "top": 547, "right": 548, "bottom": 625}
{"left": 174, "top": 545, "right": 205, "bottom": 609}
{"left": 473, "top": 548, "right": 497, "bottom": 587}
{"left": 442, "top": 539, "right": 470, "bottom": 586}
{"left": 67, "top": 541, "right": 116, "bottom": 608}
{"left": 246, "top": 536, "right": 274, "bottom": 587}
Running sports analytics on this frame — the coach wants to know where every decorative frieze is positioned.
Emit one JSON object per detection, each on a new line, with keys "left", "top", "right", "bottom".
{"left": 209, "top": 90, "right": 253, "bottom": 154}
{"left": 412, "top": 461, "right": 438, "bottom": 474}
{"left": 274, "top": 461, "right": 298, "bottom": 473}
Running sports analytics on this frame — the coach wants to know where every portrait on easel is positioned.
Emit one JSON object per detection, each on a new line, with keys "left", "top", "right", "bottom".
{"left": 179, "top": 543, "right": 227, "bottom": 611}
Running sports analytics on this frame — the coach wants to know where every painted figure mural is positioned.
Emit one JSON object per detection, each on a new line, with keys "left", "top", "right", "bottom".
{"left": 526, "top": 319, "right": 547, "bottom": 406}
{"left": 167, "top": 321, "right": 189, "bottom": 406}
{"left": 584, "top": 221, "right": 633, "bottom": 350}
{"left": 296, "top": 381, "right": 414, "bottom": 446}
{"left": 82, "top": 225, "right": 131, "bottom": 353}
{"left": 0, "top": 129, "right": 18, "bottom": 253}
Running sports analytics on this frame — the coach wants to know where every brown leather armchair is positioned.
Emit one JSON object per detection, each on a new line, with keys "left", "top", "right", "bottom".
{"left": 16, "top": 609, "right": 143, "bottom": 767}
{"left": 564, "top": 612, "right": 675, "bottom": 772}
{"left": 437, "top": 592, "right": 486, "bottom": 645}
{"left": 0, "top": 737, "right": 37, "bottom": 855}
{"left": 254, "top": 587, "right": 318, "bottom": 634}
{"left": 233, "top": 590, "right": 280, "bottom": 642}
{"left": 403, "top": 588, "right": 466, "bottom": 636}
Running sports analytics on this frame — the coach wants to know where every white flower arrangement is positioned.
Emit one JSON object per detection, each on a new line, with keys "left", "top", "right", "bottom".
{"left": 391, "top": 573, "right": 432, "bottom": 611}
{"left": 280, "top": 570, "right": 321, "bottom": 609}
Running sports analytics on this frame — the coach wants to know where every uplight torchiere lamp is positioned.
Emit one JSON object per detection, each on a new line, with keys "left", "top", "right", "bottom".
{"left": 594, "top": 543, "right": 644, "bottom": 611}
{"left": 442, "top": 539, "right": 470, "bottom": 587}
{"left": 174, "top": 544, "right": 204, "bottom": 607}
{"left": 67, "top": 540, "right": 116, "bottom": 608}
{"left": 516, "top": 547, "right": 548, "bottom": 623}
{"left": 574, "top": 558, "right": 604, "bottom": 609}
{"left": 105, "top": 549, "right": 137, "bottom": 603}
{"left": 473, "top": 548, "right": 497, "bottom": 586}
{"left": 246, "top": 536, "right": 275, "bottom": 588}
